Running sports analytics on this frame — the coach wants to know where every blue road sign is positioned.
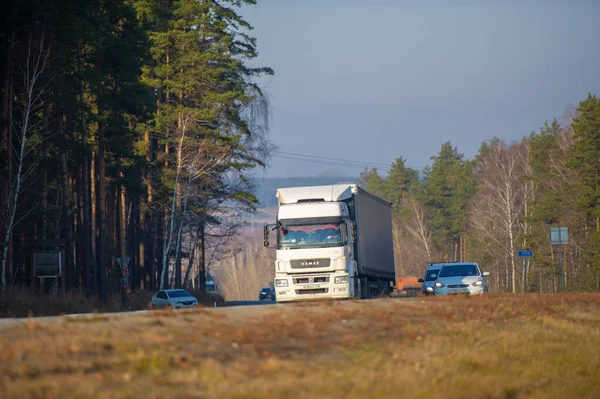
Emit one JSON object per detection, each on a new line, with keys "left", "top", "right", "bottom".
{"left": 518, "top": 250, "right": 533, "bottom": 257}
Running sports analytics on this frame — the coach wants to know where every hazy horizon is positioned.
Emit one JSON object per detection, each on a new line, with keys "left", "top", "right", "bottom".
{"left": 243, "top": 0, "right": 600, "bottom": 178}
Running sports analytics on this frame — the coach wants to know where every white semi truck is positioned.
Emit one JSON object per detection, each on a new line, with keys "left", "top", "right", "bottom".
{"left": 263, "top": 184, "right": 395, "bottom": 302}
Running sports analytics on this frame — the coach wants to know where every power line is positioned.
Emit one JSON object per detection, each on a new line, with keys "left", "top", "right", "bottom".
{"left": 275, "top": 151, "right": 427, "bottom": 171}
{"left": 278, "top": 151, "right": 391, "bottom": 168}
{"left": 272, "top": 154, "right": 391, "bottom": 171}
{"left": 136, "top": 135, "right": 426, "bottom": 170}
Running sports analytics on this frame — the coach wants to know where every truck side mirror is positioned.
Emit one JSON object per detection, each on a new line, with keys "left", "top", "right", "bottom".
{"left": 264, "top": 224, "right": 277, "bottom": 248}
{"left": 263, "top": 225, "right": 269, "bottom": 247}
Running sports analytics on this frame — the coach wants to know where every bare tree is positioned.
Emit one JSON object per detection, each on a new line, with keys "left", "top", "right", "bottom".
{"left": 1, "top": 31, "right": 51, "bottom": 292}
{"left": 469, "top": 140, "right": 527, "bottom": 292}
{"left": 405, "top": 197, "right": 433, "bottom": 263}
{"left": 165, "top": 87, "right": 274, "bottom": 293}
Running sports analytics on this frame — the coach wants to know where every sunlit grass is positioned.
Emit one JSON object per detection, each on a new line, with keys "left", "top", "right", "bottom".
{"left": 0, "top": 293, "right": 599, "bottom": 398}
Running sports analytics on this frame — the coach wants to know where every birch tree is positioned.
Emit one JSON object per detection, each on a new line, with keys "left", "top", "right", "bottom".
{"left": 1, "top": 31, "right": 51, "bottom": 292}
{"left": 469, "top": 140, "right": 527, "bottom": 292}
{"left": 159, "top": 121, "right": 186, "bottom": 289}
{"left": 405, "top": 197, "right": 433, "bottom": 263}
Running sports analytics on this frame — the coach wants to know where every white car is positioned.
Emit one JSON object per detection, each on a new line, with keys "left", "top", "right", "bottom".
{"left": 433, "top": 263, "right": 490, "bottom": 296}
{"left": 151, "top": 289, "right": 198, "bottom": 309}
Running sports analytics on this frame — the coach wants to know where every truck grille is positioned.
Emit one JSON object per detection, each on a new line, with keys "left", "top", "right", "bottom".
{"left": 296, "top": 288, "right": 328, "bottom": 295}
{"left": 290, "top": 258, "right": 330, "bottom": 269}
{"left": 293, "top": 276, "right": 329, "bottom": 284}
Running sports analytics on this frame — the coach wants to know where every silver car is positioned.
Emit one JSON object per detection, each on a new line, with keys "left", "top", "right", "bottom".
{"left": 151, "top": 289, "right": 198, "bottom": 309}
{"left": 433, "top": 263, "right": 490, "bottom": 296}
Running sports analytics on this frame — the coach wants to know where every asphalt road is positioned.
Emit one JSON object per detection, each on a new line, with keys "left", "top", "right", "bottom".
{"left": 226, "top": 300, "right": 276, "bottom": 306}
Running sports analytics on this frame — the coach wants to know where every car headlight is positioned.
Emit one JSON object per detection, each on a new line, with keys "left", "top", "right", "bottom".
{"left": 472, "top": 280, "right": 483, "bottom": 286}
{"left": 434, "top": 282, "right": 444, "bottom": 288}
{"left": 334, "top": 276, "right": 349, "bottom": 284}
{"left": 275, "top": 279, "right": 288, "bottom": 287}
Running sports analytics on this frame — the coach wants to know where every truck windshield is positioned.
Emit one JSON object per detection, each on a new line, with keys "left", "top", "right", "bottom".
{"left": 278, "top": 223, "right": 344, "bottom": 249}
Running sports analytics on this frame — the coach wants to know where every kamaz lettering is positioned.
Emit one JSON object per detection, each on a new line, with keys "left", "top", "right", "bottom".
{"left": 301, "top": 261, "right": 320, "bottom": 266}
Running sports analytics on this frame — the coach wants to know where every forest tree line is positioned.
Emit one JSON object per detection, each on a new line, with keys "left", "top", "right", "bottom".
{"left": 0, "top": 0, "right": 272, "bottom": 302}
{"left": 360, "top": 96, "right": 600, "bottom": 293}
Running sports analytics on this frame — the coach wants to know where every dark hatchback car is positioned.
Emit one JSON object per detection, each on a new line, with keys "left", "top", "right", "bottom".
{"left": 259, "top": 287, "right": 275, "bottom": 301}
{"left": 418, "top": 263, "right": 444, "bottom": 295}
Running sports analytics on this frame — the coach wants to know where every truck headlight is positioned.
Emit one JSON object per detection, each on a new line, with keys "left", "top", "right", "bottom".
{"left": 275, "top": 279, "right": 288, "bottom": 287}
{"left": 334, "top": 276, "right": 349, "bottom": 284}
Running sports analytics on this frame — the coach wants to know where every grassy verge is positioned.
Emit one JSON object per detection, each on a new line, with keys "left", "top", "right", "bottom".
{"left": 0, "top": 287, "right": 225, "bottom": 318}
{"left": 0, "top": 293, "right": 599, "bottom": 398}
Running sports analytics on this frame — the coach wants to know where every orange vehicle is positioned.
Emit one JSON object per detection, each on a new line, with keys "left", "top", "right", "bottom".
{"left": 394, "top": 276, "right": 422, "bottom": 297}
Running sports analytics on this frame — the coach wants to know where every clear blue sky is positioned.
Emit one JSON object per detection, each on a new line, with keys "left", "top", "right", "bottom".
{"left": 242, "top": 0, "right": 600, "bottom": 178}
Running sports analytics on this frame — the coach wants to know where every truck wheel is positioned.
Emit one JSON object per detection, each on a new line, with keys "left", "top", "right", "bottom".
{"left": 361, "top": 278, "right": 371, "bottom": 299}
{"left": 380, "top": 280, "right": 390, "bottom": 297}
{"left": 354, "top": 274, "right": 361, "bottom": 299}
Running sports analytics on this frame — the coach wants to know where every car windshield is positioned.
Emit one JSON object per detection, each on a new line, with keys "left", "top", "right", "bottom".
{"left": 167, "top": 290, "right": 191, "bottom": 298}
{"left": 425, "top": 270, "right": 440, "bottom": 281}
{"left": 261, "top": 288, "right": 270, "bottom": 293}
{"left": 439, "top": 264, "right": 480, "bottom": 278}
{"left": 278, "top": 223, "right": 344, "bottom": 249}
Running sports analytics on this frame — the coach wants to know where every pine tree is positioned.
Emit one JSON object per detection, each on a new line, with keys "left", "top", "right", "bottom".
{"left": 358, "top": 168, "right": 387, "bottom": 196}
{"left": 141, "top": 0, "right": 272, "bottom": 289}
{"left": 383, "top": 157, "right": 419, "bottom": 221}
{"left": 526, "top": 121, "right": 570, "bottom": 291}
{"left": 424, "top": 142, "right": 474, "bottom": 261}
{"left": 0, "top": 0, "right": 272, "bottom": 298}
{"left": 568, "top": 94, "right": 600, "bottom": 290}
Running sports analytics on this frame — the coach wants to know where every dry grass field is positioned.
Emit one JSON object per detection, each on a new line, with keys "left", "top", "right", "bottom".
{"left": 1, "top": 293, "right": 599, "bottom": 399}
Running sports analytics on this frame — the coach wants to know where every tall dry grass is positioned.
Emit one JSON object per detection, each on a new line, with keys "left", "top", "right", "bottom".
{"left": 218, "top": 234, "right": 275, "bottom": 301}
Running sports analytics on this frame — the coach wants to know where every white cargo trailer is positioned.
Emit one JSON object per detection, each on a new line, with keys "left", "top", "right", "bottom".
{"left": 264, "top": 184, "right": 395, "bottom": 302}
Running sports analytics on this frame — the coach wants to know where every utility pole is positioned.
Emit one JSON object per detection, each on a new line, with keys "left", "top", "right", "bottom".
{"left": 518, "top": 249, "right": 532, "bottom": 293}
{"left": 522, "top": 257, "right": 527, "bottom": 293}
{"left": 558, "top": 236, "right": 564, "bottom": 292}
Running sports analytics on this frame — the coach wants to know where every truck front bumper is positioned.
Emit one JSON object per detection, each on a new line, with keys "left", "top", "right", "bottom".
{"left": 274, "top": 273, "right": 351, "bottom": 302}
